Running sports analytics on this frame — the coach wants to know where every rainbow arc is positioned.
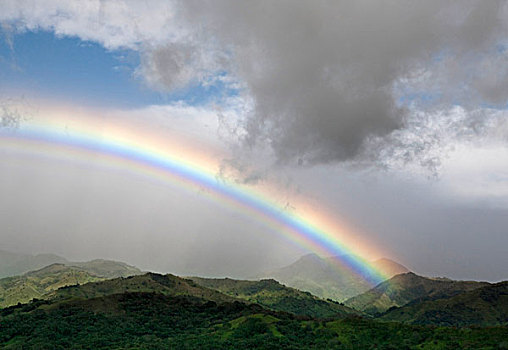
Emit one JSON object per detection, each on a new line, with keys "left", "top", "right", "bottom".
{"left": 0, "top": 112, "right": 389, "bottom": 286}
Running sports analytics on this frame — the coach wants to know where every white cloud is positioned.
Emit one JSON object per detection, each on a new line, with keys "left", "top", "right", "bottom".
{"left": 0, "top": 0, "right": 178, "bottom": 49}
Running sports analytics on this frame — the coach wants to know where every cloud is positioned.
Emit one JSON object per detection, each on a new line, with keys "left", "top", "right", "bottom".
{"left": 1, "top": 0, "right": 507, "bottom": 168}
{"left": 0, "top": 98, "right": 28, "bottom": 129}
{"left": 167, "top": 0, "right": 508, "bottom": 166}
{"left": 361, "top": 106, "right": 508, "bottom": 176}
{"left": 0, "top": 0, "right": 177, "bottom": 49}
{"left": 138, "top": 42, "right": 224, "bottom": 91}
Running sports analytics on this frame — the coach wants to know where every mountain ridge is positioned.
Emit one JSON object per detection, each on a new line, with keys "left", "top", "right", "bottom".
{"left": 344, "top": 272, "right": 490, "bottom": 315}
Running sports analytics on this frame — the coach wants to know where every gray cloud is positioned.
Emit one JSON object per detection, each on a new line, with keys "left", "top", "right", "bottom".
{"left": 140, "top": 42, "right": 207, "bottom": 90}
{"left": 143, "top": 0, "right": 507, "bottom": 166}
{"left": 360, "top": 106, "right": 508, "bottom": 177}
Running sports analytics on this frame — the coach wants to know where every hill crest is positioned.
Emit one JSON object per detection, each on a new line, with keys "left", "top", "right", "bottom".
{"left": 380, "top": 281, "right": 508, "bottom": 326}
{"left": 190, "top": 276, "right": 359, "bottom": 318}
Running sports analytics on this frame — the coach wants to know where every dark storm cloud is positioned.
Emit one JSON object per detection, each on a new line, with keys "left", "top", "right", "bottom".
{"left": 141, "top": 0, "right": 507, "bottom": 165}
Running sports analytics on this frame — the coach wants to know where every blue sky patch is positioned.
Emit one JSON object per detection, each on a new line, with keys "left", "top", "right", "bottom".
{"left": 0, "top": 30, "right": 236, "bottom": 108}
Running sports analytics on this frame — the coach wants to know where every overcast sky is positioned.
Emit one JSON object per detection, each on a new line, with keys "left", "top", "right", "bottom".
{"left": 0, "top": 0, "right": 507, "bottom": 281}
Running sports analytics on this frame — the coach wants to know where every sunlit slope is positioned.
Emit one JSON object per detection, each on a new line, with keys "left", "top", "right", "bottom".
{"left": 262, "top": 254, "right": 408, "bottom": 301}
{"left": 380, "top": 281, "right": 508, "bottom": 326}
{"left": 345, "top": 272, "right": 489, "bottom": 315}
{"left": 191, "top": 277, "right": 359, "bottom": 318}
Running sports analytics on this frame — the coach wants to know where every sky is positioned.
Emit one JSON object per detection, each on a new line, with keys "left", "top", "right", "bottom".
{"left": 0, "top": 0, "right": 507, "bottom": 281}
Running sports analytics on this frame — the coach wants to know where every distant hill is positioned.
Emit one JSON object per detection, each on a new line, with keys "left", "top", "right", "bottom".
{"left": 345, "top": 272, "right": 489, "bottom": 315}
{"left": 0, "top": 250, "right": 143, "bottom": 279}
{"left": 0, "top": 260, "right": 143, "bottom": 308}
{"left": 0, "top": 250, "right": 68, "bottom": 278}
{"left": 190, "top": 276, "right": 358, "bottom": 318}
{"left": 261, "top": 254, "right": 409, "bottom": 301}
{"left": 380, "top": 281, "right": 508, "bottom": 326}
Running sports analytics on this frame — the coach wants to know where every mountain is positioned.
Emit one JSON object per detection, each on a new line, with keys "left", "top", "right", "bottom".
{"left": 345, "top": 272, "right": 489, "bottom": 315}
{"left": 190, "top": 276, "right": 358, "bottom": 318}
{"left": 261, "top": 254, "right": 409, "bottom": 301}
{"left": 0, "top": 260, "right": 143, "bottom": 308}
{"left": 380, "top": 281, "right": 508, "bottom": 326}
{"left": 0, "top": 250, "right": 68, "bottom": 278}
{"left": 0, "top": 277, "right": 506, "bottom": 349}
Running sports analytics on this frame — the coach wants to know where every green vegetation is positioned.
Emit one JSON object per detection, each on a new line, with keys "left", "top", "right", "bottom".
{"left": 51, "top": 273, "right": 239, "bottom": 304}
{"left": 262, "top": 254, "right": 408, "bottom": 301}
{"left": 0, "top": 291, "right": 506, "bottom": 349}
{"left": 191, "top": 277, "right": 358, "bottom": 318}
{"left": 380, "top": 281, "right": 508, "bottom": 326}
{"left": 345, "top": 272, "right": 489, "bottom": 315}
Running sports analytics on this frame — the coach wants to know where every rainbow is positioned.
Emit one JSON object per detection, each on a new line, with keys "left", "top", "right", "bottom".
{"left": 0, "top": 110, "right": 389, "bottom": 285}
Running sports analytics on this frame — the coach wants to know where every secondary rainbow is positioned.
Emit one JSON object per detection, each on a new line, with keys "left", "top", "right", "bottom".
{"left": 0, "top": 115, "right": 389, "bottom": 286}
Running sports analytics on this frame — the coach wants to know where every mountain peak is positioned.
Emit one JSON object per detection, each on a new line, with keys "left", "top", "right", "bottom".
{"left": 261, "top": 254, "right": 409, "bottom": 301}
{"left": 371, "top": 258, "right": 410, "bottom": 277}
